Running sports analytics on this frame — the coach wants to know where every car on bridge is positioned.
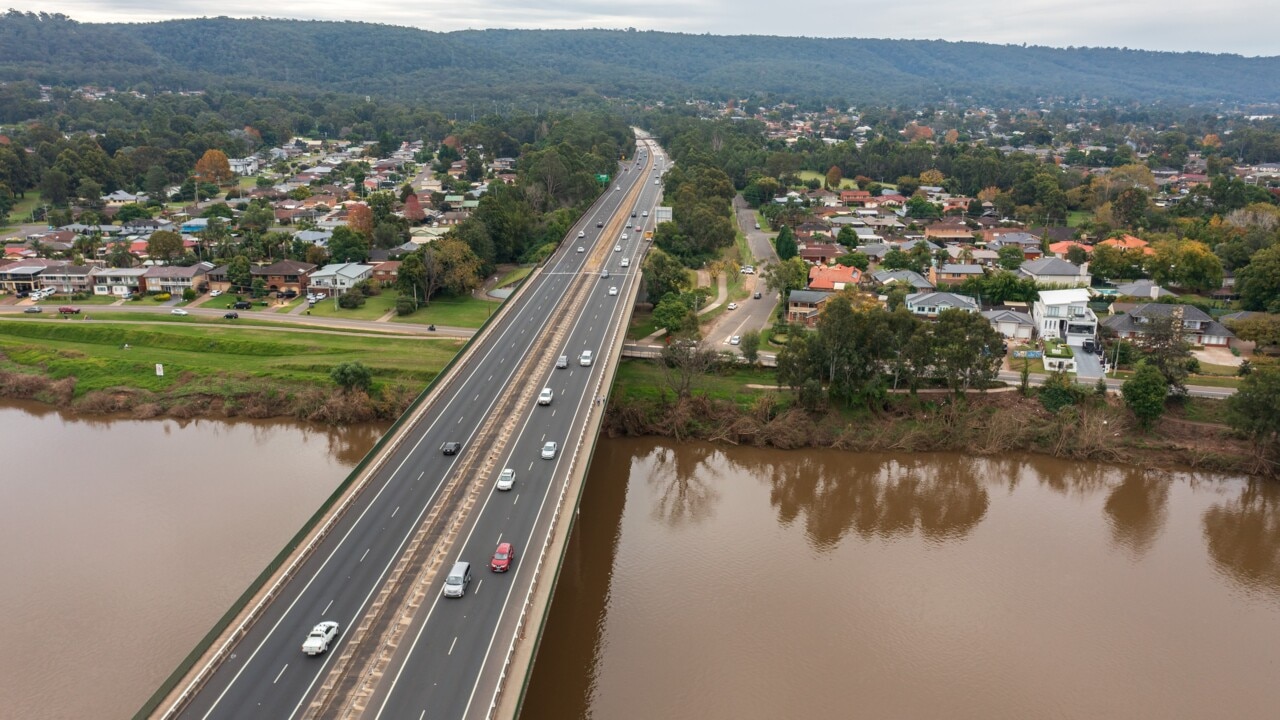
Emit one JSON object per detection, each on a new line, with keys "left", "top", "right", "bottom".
{"left": 490, "top": 543, "right": 515, "bottom": 572}
{"left": 301, "top": 621, "right": 339, "bottom": 656}
{"left": 441, "top": 441, "right": 462, "bottom": 455}
{"left": 541, "top": 441, "right": 558, "bottom": 459}
{"left": 577, "top": 246, "right": 584, "bottom": 253}
{"left": 538, "top": 387, "right": 554, "bottom": 405}
{"left": 497, "top": 468, "right": 515, "bottom": 491}
{"left": 608, "top": 286, "right": 618, "bottom": 296}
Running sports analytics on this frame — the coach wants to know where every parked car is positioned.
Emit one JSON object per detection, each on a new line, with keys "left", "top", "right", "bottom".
{"left": 301, "top": 621, "right": 339, "bottom": 656}
{"left": 171, "top": 308, "right": 189, "bottom": 316}
{"left": 541, "top": 441, "right": 558, "bottom": 459}
{"left": 497, "top": 468, "right": 515, "bottom": 491}
{"left": 209, "top": 290, "right": 222, "bottom": 297}
{"left": 441, "top": 441, "right": 462, "bottom": 455}
{"left": 23, "top": 306, "right": 42, "bottom": 313}
{"left": 223, "top": 312, "right": 239, "bottom": 319}
{"left": 490, "top": 542, "right": 515, "bottom": 573}
{"left": 233, "top": 301, "right": 252, "bottom": 310}
{"left": 57, "top": 306, "right": 80, "bottom": 315}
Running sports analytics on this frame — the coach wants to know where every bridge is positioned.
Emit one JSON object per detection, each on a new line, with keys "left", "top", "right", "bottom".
{"left": 146, "top": 132, "right": 666, "bottom": 720}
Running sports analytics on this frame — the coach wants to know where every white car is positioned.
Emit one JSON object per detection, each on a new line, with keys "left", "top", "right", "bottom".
{"left": 621, "top": 258, "right": 630, "bottom": 267}
{"left": 730, "top": 335, "right": 741, "bottom": 345}
{"left": 301, "top": 621, "right": 339, "bottom": 656}
{"left": 538, "top": 387, "right": 554, "bottom": 405}
{"left": 497, "top": 468, "right": 515, "bottom": 491}
{"left": 608, "top": 286, "right": 618, "bottom": 296}
{"left": 642, "top": 210, "right": 648, "bottom": 217}
{"left": 577, "top": 246, "right": 585, "bottom": 253}
{"left": 578, "top": 230, "right": 585, "bottom": 238}
{"left": 209, "top": 290, "right": 222, "bottom": 297}
{"left": 620, "top": 233, "right": 628, "bottom": 241}
{"left": 541, "top": 441, "right": 558, "bottom": 459}
{"left": 614, "top": 245, "right": 621, "bottom": 252}
{"left": 171, "top": 308, "right": 189, "bottom": 316}
{"left": 727, "top": 302, "right": 738, "bottom": 310}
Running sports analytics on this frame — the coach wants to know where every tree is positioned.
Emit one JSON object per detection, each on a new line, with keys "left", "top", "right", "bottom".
{"left": 919, "top": 169, "right": 945, "bottom": 186}
{"left": 115, "top": 203, "right": 151, "bottom": 223}
{"left": 76, "top": 178, "right": 103, "bottom": 209}
{"left": 330, "top": 361, "right": 373, "bottom": 393}
{"left": 1226, "top": 365, "right": 1280, "bottom": 456}
{"left": 347, "top": 203, "right": 374, "bottom": 239}
{"left": 774, "top": 225, "right": 797, "bottom": 260}
{"left": 835, "top": 252, "right": 869, "bottom": 271}
{"left": 930, "top": 309, "right": 1004, "bottom": 392}
{"left": 402, "top": 193, "right": 426, "bottom": 223}
{"left": 143, "top": 165, "right": 169, "bottom": 198}
{"left": 762, "top": 257, "right": 809, "bottom": 299}
{"left": 146, "top": 230, "right": 184, "bottom": 264}
{"left": 194, "top": 149, "right": 233, "bottom": 185}
{"left": 738, "top": 330, "right": 761, "bottom": 364}
{"left": 226, "top": 255, "right": 252, "bottom": 293}
{"left": 644, "top": 249, "right": 691, "bottom": 301}
{"left": 1135, "top": 313, "right": 1193, "bottom": 395}
{"left": 39, "top": 168, "right": 70, "bottom": 207}
{"left": 1237, "top": 246, "right": 1280, "bottom": 313}
{"left": 1065, "top": 245, "right": 1089, "bottom": 266}
{"left": 1122, "top": 362, "right": 1169, "bottom": 429}
{"left": 327, "top": 226, "right": 369, "bottom": 263}
{"left": 824, "top": 165, "right": 843, "bottom": 190}
{"left": 997, "top": 244, "right": 1025, "bottom": 270}
{"left": 652, "top": 293, "right": 697, "bottom": 335}
{"left": 1113, "top": 187, "right": 1149, "bottom": 228}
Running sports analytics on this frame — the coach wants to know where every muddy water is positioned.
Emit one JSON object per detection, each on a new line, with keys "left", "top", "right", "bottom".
{"left": 523, "top": 439, "right": 1280, "bottom": 720}
{"left": 0, "top": 400, "right": 384, "bottom": 719}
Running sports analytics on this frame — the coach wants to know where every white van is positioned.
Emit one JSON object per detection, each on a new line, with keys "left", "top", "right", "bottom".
{"left": 579, "top": 350, "right": 593, "bottom": 366}
{"left": 443, "top": 561, "right": 472, "bottom": 598}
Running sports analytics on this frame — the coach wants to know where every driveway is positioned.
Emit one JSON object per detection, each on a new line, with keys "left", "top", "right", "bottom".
{"left": 1066, "top": 337, "right": 1105, "bottom": 380}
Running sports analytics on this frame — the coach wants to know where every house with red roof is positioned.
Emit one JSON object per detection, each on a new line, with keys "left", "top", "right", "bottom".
{"left": 808, "top": 264, "right": 862, "bottom": 291}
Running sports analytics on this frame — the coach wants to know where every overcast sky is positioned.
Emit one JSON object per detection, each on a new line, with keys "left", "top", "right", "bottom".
{"left": 10, "top": 0, "right": 1279, "bottom": 56}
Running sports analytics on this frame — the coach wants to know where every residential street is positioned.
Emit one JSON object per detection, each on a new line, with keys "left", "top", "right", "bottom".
{"left": 701, "top": 195, "right": 780, "bottom": 351}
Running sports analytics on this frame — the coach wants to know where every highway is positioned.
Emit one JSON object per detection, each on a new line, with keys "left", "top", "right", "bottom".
{"left": 167, "top": 133, "right": 666, "bottom": 720}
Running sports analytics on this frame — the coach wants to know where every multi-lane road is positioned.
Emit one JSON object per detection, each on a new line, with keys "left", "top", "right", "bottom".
{"left": 167, "top": 134, "right": 666, "bottom": 720}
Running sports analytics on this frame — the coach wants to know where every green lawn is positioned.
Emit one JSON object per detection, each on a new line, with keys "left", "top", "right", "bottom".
{"left": 795, "top": 170, "right": 856, "bottom": 189}
{"left": 611, "top": 358, "right": 779, "bottom": 407}
{"left": 1, "top": 191, "right": 44, "bottom": 230}
{"left": 37, "top": 294, "right": 123, "bottom": 306}
{"left": 1179, "top": 398, "right": 1230, "bottom": 424}
{"left": 0, "top": 318, "right": 460, "bottom": 396}
{"left": 496, "top": 266, "right": 534, "bottom": 289}
{"left": 754, "top": 211, "right": 773, "bottom": 232}
{"left": 1110, "top": 369, "right": 1241, "bottom": 389}
{"left": 305, "top": 290, "right": 400, "bottom": 320}
{"left": 391, "top": 295, "right": 502, "bottom": 328}
{"left": 1067, "top": 210, "right": 1092, "bottom": 228}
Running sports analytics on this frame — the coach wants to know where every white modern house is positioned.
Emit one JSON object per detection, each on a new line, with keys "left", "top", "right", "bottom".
{"left": 308, "top": 262, "right": 374, "bottom": 291}
{"left": 1033, "top": 288, "right": 1097, "bottom": 341}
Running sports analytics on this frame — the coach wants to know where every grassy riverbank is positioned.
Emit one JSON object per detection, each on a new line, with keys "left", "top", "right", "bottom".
{"left": 605, "top": 359, "right": 1267, "bottom": 478}
{"left": 0, "top": 318, "right": 460, "bottom": 422}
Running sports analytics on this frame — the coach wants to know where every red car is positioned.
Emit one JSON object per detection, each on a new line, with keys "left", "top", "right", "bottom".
{"left": 490, "top": 542, "right": 515, "bottom": 573}
{"left": 57, "top": 306, "right": 80, "bottom": 315}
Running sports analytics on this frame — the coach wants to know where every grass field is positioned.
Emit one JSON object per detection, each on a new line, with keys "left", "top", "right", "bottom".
{"left": 1, "top": 191, "right": 44, "bottom": 231}
{"left": 795, "top": 170, "right": 856, "bottom": 190}
{"left": 1067, "top": 210, "right": 1092, "bottom": 228}
{"left": 496, "top": 266, "right": 534, "bottom": 288}
{"left": 305, "top": 290, "right": 400, "bottom": 320}
{"left": 0, "top": 317, "right": 460, "bottom": 396}
{"left": 391, "top": 295, "right": 501, "bottom": 328}
{"left": 754, "top": 211, "right": 772, "bottom": 232}
{"left": 611, "top": 358, "right": 778, "bottom": 407}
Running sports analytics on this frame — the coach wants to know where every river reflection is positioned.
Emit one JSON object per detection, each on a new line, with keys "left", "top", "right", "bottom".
{"left": 0, "top": 399, "right": 385, "bottom": 720}
{"left": 524, "top": 439, "right": 1280, "bottom": 720}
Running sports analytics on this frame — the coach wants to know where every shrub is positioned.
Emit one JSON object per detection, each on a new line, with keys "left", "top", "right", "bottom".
{"left": 181, "top": 288, "right": 197, "bottom": 302}
{"left": 1122, "top": 362, "right": 1168, "bottom": 429}
{"left": 152, "top": 292, "right": 172, "bottom": 301}
{"left": 1038, "top": 371, "right": 1086, "bottom": 413}
{"left": 330, "top": 361, "right": 373, "bottom": 393}
{"left": 395, "top": 295, "right": 418, "bottom": 316}
{"left": 338, "top": 289, "right": 366, "bottom": 309}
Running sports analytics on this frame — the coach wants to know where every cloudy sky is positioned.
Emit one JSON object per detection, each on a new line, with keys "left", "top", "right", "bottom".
{"left": 10, "top": 0, "right": 1279, "bottom": 56}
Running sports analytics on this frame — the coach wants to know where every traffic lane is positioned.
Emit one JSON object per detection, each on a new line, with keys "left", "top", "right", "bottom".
{"left": 184, "top": 241, "right": 597, "bottom": 717}
{"left": 372, "top": 155, "right": 652, "bottom": 719}
{"left": 374, "top": 275, "right": 613, "bottom": 720}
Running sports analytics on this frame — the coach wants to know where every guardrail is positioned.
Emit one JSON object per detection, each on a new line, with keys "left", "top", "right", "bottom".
{"left": 139, "top": 272, "right": 537, "bottom": 720}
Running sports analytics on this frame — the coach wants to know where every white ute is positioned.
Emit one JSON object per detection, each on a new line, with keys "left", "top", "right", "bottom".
{"left": 302, "top": 621, "right": 339, "bottom": 656}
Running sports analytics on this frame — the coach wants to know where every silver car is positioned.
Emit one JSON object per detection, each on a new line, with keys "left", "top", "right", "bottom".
{"left": 497, "top": 468, "right": 515, "bottom": 491}
{"left": 541, "top": 441, "right": 558, "bottom": 459}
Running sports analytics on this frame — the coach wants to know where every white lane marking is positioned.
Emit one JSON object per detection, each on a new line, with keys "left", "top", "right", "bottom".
{"left": 360, "top": 548, "right": 370, "bottom": 563}
{"left": 448, "top": 637, "right": 458, "bottom": 656}
{"left": 475, "top": 579, "right": 483, "bottom": 596}
{"left": 513, "top": 494, "right": 519, "bottom": 505}
{"left": 496, "top": 533, "right": 503, "bottom": 544}
{"left": 391, "top": 506, "right": 399, "bottom": 518}
{"left": 474, "top": 393, "right": 479, "bottom": 401}
{"left": 457, "top": 415, "right": 463, "bottom": 424}
{"left": 273, "top": 665, "right": 288, "bottom": 684}
{"left": 321, "top": 600, "right": 333, "bottom": 615}
{"left": 416, "top": 471, "right": 424, "bottom": 481}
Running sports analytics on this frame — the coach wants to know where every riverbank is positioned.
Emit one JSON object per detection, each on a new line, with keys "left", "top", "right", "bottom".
{"left": 605, "top": 368, "right": 1269, "bottom": 478}
{"left": 0, "top": 319, "right": 459, "bottom": 423}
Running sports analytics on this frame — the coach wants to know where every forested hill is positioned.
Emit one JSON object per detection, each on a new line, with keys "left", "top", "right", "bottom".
{"left": 2, "top": 12, "right": 1279, "bottom": 108}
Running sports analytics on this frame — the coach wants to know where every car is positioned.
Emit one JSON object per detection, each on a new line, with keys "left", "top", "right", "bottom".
{"left": 741, "top": 266, "right": 755, "bottom": 274}
{"left": 209, "top": 290, "right": 222, "bottom": 297}
{"left": 754, "top": 222, "right": 760, "bottom": 229}
{"left": 541, "top": 441, "right": 558, "bottom": 459}
{"left": 577, "top": 246, "right": 585, "bottom": 253}
{"left": 753, "top": 291, "right": 762, "bottom": 299}
{"left": 556, "top": 354, "right": 569, "bottom": 369}
{"left": 596, "top": 221, "right": 604, "bottom": 228}
{"left": 578, "top": 230, "right": 586, "bottom": 238}
{"left": 1082, "top": 339, "right": 1097, "bottom": 354}
{"left": 490, "top": 542, "right": 515, "bottom": 572}
{"left": 630, "top": 211, "right": 637, "bottom": 218}
{"left": 23, "top": 306, "right": 42, "bottom": 313}
{"left": 233, "top": 301, "right": 252, "bottom": 310}
{"left": 497, "top": 467, "right": 516, "bottom": 491}
{"left": 608, "top": 286, "right": 618, "bottom": 296}
{"left": 601, "top": 269, "right": 610, "bottom": 279}
{"left": 301, "top": 621, "right": 339, "bottom": 656}
{"left": 730, "top": 335, "right": 741, "bottom": 345}
{"left": 642, "top": 210, "right": 648, "bottom": 217}
{"left": 538, "top": 387, "right": 554, "bottom": 405}
{"left": 223, "top": 312, "right": 239, "bottom": 319}
{"left": 727, "top": 302, "right": 738, "bottom": 310}
{"left": 655, "top": 178, "right": 660, "bottom": 185}
{"left": 171, "top": 308, "right": 189, "bottom": 316}
{"left": 615, "top": 185, "right": 621, "bottom": 191}
{"left": 620, "top": 233, "right": 628, "bottom": 241}
{"left": 621, "top": 258, "right": 630, "bottom": 268}
{"left": 57, "top": 306, "right": 80, "bottom": 315}
{"left": 614, "top": 245, "right": 621, "bottom": 252}
{"left": 441, "top": 441, "right": 462, "bottom": 455}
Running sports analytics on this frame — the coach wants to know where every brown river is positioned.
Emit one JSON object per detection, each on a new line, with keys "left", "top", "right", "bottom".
{"left": 3, "top": 403, "right": 1279, "bottom": 719}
